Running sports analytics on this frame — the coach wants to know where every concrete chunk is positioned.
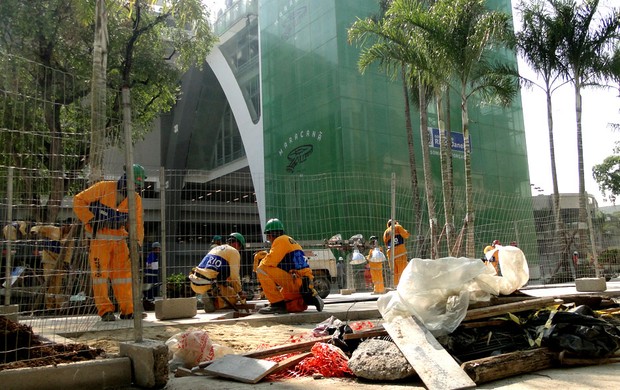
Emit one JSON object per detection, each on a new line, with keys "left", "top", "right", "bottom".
{"left": 120, "top": 339, "right": 168, "bottom": 389}
{"left": 575, "top": 277, "right": 607, "bottom": 292}
{"left": 155, "top": 297, "right": 197, "bottom": 320}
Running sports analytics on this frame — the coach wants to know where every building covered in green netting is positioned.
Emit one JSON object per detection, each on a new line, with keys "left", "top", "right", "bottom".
{"left": 161, "top": 0, "right": 537, "bottom": 261}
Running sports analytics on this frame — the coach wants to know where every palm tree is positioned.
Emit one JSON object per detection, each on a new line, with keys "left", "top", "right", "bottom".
{"left": 347, "top": 5, "right": 427, "bottom": 257}
{"left": 405, "top": 0, "right": 519, "bottom": 258}
{"left": 515, "top": 0, "right": 571, "bottom": 277}
{"left": 550, "top": 0, "right": 620, "bottom": 270}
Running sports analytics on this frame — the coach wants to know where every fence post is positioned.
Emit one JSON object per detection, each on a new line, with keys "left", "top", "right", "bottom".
{"left": 389, "top": 173, "right": 396, "bottom": 289}
{"left": 3, "top": 167, "right": 14, "bottom": 305}
{"left": 122, "top": 86, "right": 143, "bottom": 342}
{"left": 159, "top": 167, "right": 167, "bottom": 299}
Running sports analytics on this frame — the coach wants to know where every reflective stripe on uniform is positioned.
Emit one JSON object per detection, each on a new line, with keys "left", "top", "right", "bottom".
{"left": 89, "top": 233, "right": 126, "bottom": 240}
{"left": 92, "top": 277, "right": 108, "bottom": 286}
{"left": 111, "top": 277, "right": 132, "bottom": 285}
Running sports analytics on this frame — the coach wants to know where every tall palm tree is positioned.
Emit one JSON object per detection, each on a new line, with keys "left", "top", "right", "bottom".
{"left": 550, "top": 0, "right": 619, "bottom": 269}
{"left": 347, "top": 5, "right": 428, "bottom": 257}
{"left": 515, "top": 0, "right": 571, "bottom": 277}
{"left": 432, "top": 0, "right": 518, "bottom": 258}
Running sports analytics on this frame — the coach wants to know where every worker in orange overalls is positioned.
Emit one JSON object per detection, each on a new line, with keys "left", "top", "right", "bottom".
{"left": 73, "top": 164, "right": 145, "bottom": 322}
{"left": 483, "top": 240, "right": 501, "bottom": 275}
{"left": 383, "top": 219, "right": 410, "bottom": 287}
{"left": 254, "top": 218, "right": 324, "bottom": 314}
{"left": 366, "top": 235, "right": 386, "bottom": 294}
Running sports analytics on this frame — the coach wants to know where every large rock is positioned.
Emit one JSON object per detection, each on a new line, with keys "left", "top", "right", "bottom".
{"left": 347, "top": 338, "right": 416, "bottom": 380}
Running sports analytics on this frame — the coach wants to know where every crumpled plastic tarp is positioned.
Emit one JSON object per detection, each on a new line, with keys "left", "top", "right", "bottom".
{"left": 378, "top": 245, "right": 530, "bottom": 336}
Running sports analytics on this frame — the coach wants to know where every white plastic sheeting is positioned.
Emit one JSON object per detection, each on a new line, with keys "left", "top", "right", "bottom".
{"left": 377, "top": 245, "right": 530, "bottom": 336}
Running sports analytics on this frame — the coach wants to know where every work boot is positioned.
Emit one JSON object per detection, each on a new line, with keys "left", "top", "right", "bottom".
{"left": 258, "top": 301, "right": 288, "bottom": 315}
{"left": 312, "top": 294, "right": 324, "bottom": 312}
{"left": 202, "top": 295, "right": 215, "bottom": 313}
{"left": 100, "top": 312, "right": 116, "bottom": 322}
{"left": 120, "top": 312, "right": 148, "bottom": 320}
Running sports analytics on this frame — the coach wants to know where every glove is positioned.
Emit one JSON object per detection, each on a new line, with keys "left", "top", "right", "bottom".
{"left": 90, "top": 202, "right": 128, "bottom": 230}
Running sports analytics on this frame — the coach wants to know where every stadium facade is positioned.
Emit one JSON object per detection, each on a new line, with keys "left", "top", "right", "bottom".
{"left": 149, "top": 0, "right": 536, "bottom": 259}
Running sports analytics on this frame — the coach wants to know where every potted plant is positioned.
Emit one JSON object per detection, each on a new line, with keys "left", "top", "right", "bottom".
{"left": 166, "top": 273, "right": 193, "bottom": 298}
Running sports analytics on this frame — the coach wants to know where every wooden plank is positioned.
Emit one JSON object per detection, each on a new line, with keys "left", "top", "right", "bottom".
{"left": 242, "top": 336, "right": 331, "bottom": 359}
{"left": 383, "top": 316, "right": 476, "bottom": 390}
{"left": 463, "top": 297, "right": 561, "bottom": 321}
{"left": 460, "top": 348, "right": 555, "bottom": 384}
{"left": 203, "top": 354, "right": 278, "bottom": 384}
{"left": 268, "top": 352, "right": 312, "bottom": 375}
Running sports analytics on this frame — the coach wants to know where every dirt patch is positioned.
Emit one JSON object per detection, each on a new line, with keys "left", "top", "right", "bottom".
{"left": 0, "top": 316, "right": 105, "bottom": 371}
{"left": 72, "top": 321, "right": 333, "bottom": 355}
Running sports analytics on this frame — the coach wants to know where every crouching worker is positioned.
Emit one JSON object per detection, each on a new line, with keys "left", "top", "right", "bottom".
{"left": 188, "top": 233, "right": 246, "bottom": 312}
{"left": 255, "top": 218, "right": 324, "bottom": 314}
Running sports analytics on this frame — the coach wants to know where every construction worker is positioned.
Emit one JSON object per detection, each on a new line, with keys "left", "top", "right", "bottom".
{"left": 383, "top": 219, "right": 410, "bottom": 287}
{"left": 483, "top": 240, "right": 501, "bottom": 275}
{"left": 30, "top": 219, "right": 77, "bottom": 310}
{"left": 73, "top": 164, "right": 146, "bottom": 322}
{"left": 143, "top": 241, "right": 161, "bottom": 304}
{"left": 210, "top": 235, "right": 223, "bottom": 249}
{"left": 254, "top": 218, "right": 324, "bottom": 314}
{"left": 366, "top": 236, "right": 386, "bottom": 294}
{"left": 188, "top": 232, "right": 246, "bottom": 312}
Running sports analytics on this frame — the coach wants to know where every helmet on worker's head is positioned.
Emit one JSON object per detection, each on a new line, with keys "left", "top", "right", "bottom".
{"left": 369, "top": 235, "right": 378, "bottom": 241}
{"left": 132, "top": 164, "right": 146, "bottom": 188}
{"left": 492, "top": 240, "right": 500, "bottom": 246}
{"left": 211, "top": 235, "right": 222, "bottom": 244}
{"left": 386, "top": 219, "right": 392, "bottom": 228}
{"left": 227, "top": 232, "right": 246, "bottom": 249}
{"left": 264, "top": 218, "right": 284, "bottom": 234}
{"left": 118, "top": 164, "right": 146, "bottom": 191}
{"left": 152, "top": 241, "right": 161, "bottom": 249}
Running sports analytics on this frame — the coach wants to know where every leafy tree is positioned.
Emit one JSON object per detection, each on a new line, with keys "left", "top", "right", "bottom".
{"left": 593, "top": 144, "right": 620, "bottom": 203}
{"left": 0, "top": 0, "right": 217, "bottom": 222}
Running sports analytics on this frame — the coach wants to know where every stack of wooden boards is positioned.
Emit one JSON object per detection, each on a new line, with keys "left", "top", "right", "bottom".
{"left": 177, "top": 293, "right": 620, "bottom": 389}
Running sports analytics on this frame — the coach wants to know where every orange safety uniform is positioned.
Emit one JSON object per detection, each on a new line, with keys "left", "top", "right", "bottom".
{"left": 73, "top": 181, "right": 144, "bottom": 317}
{"left": 256, "top": 235, "right": 314, "bottom": 313}
{"left": 383, "top": 221, "right": 410, "bottom": 287}
{"left": 366, "top": 246, "right": 385, "bottom": 294}
{"left": 191, "top": 244, "right": 242, "bottom": 310}
{"left": 30, "top": 224, "right": 76, "bottom": 310}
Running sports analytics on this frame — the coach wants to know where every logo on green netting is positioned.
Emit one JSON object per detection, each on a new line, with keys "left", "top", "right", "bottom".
{"left": 278, "top": 130, "right": 323, "bottom": 173}
{"left": 287, "top": 145, "right": 313, "bottom": 172}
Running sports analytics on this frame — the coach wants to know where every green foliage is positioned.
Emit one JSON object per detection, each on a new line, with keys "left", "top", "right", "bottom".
{"left": 598, "top": 248, "right": 620, "bottom": 267}
{"left": 592, "top": 151, "right": 620, "bottom": 203}
{"left": 166, "top": 273, "right": 192, "bottom": 298}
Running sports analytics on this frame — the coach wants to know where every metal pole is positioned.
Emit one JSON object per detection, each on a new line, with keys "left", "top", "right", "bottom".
{"left": 122, "top": 86, "right": 143, "bottom": 342}
{"left": 159, "top": 167, "right": 167, "bottom": 299}
{"left": 390, "top": 173, "right": 396, "bottom": 289}
{"left": 3, "top": 167, "right": 14, "bottom": 305}
{"left": 587, "top": 201, "right": 600, "bottom": 278}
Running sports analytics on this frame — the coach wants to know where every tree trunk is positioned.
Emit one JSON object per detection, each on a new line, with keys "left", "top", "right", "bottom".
{"left": 546, "top": 88, "right": 567, "bottom": 277}
{"left": 439, "top": 88, "right": 455, "bottom": 257}
{"left": 89, "top": 0, "right": 108, "bottom": 184}
{"left": 418, "top": 82, "right": 437, "bottom": 259}
{"left": 402, "top": 67, "right": 422, "bottom": 256}
{"left": 462, "top": 85, "right": 475, "bottom": 258}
